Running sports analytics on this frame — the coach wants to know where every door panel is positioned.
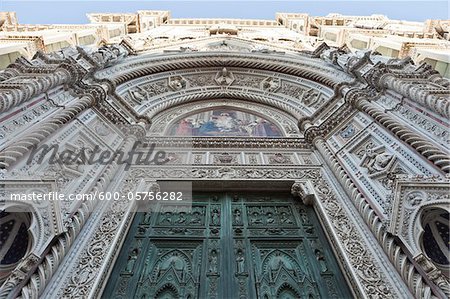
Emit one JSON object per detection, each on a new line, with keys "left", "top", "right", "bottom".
{"left": 103, "top": 192, "right": 352, "bottom": 299}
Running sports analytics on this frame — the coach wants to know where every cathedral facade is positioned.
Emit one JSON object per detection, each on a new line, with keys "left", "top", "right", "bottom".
{"left": 0, "top": 10, "right": 449, "bottom": 299}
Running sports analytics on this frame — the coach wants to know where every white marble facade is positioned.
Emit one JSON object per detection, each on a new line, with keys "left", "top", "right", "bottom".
{"left": 0, "top": 11, "right": 449, "bottom": 299}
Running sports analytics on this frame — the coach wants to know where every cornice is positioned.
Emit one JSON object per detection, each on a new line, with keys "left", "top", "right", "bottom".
{"left": 143, "top": 136, "right": 311, "bottom": 149}
{"left": 303, "top": 102, "right": 356, "bottom": 143}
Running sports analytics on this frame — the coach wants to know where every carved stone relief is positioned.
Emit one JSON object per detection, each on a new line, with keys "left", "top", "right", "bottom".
{"left": 260, "top": 77, "right": 281, "bottom": 92}
{"left": 360, "top": 146, "right": 396, "bottom": 177}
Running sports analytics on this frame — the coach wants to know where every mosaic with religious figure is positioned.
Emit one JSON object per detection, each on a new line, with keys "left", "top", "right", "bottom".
{"left": 168, "top": 109, "right": 283, "bottom": 137}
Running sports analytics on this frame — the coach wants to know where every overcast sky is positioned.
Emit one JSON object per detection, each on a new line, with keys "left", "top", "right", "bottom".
{"left": 1, "top": 1, "right": 448, "bottom": 24}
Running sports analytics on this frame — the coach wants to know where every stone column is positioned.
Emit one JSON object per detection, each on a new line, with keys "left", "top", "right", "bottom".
{"left": 380, "top": 73, "right": 450, "bottom": 119}
{"left": 0, "top": 68, "right": 71, "bottom": 113}
{"left": 347, "top": 89, "right": 450, "bottom": 174}
{"left": 313, "top": 136, "right": 447, "bottom": 299}
{"left": 0, "top": 95, "right": 93, "bottom": 170}
{"left": 1, "top": 124, "right": 146, "bottom": 298}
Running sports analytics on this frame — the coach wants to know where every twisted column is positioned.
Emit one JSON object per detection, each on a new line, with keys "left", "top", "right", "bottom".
{"left": 0, "top": 125, "right": 145, "bottom": 298}
{"left": 314, "top": 137, "right": 447, "bottom": 299}
{"left": 380, "top": 74, "right": 450, "bottom": 119}
{"left": 0, "top": 96, "right": 93, "bottom": 170}
{"left": 0, "top": 68, "right": 71, "bottom": 113}
{"left": 347, "top": 90, "right": 450, "bottom": 173}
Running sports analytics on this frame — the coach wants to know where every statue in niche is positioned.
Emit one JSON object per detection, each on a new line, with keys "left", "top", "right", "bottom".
{"left": 142, "top": 212, "right": 151, "bottom": 224}
{"left": 209, "top": 250, "right": 218, "bottom": 273}
{"left": 125, "top": 248, "right": 139, "bottom": 272}
{"left": 211, "top": 208, "right": 220, "bottom": 225}
{"left": 160, "top": 252, "right": 187, "bottom": 281}
{"left": 233, "top": 209, "right": 242, "bottom": 225}
{"left": 236, "top": 250, "right": 245, "bottom": 273}
{"left": 271, "top": 252, "right": 286, "bottom": 271}
{"left": 314, "top": 249, "right": 328, "bottom": 273}
{"left": 365, "top": 150, "right": 393, "bottom": 173}
{"left": 299, "top": 208, "right": 310, "bottom": 225}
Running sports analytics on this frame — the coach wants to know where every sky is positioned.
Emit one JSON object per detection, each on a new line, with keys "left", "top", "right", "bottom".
{"left": 0, "top": 1, "right": 448, "bottom": 24}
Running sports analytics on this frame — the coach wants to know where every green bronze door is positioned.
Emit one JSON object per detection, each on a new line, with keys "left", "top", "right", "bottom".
{"left": 103, "top": 192, "right": 352, "bottom": 299}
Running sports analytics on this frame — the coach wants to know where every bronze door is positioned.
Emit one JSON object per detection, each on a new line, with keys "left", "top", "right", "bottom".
{"left": 103, "top": 192, "right": 352, "bottom": 299}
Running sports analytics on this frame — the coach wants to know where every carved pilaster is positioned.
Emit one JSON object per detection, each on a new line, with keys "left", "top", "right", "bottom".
{"left": 0, "top": 96, "right": 94, "bottom": 169}
{"left": 365, "top": 62, "right": 450, "bottom": 119}
{"left": 313, "top": 137, "right": 444, "bottom": 299}
{"left": 16, "top": 124, "right": 147, "bottom": 297}
{"left": 345, "top": 88, "right": 450, "bottom": 174}
{"left": 0, "top": 67, "right": 72, "bottom": 113}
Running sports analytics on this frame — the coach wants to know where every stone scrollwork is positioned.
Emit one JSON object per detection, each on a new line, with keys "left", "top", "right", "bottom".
{"left": 268, "top": 153, "right": 293, "bottom": 164}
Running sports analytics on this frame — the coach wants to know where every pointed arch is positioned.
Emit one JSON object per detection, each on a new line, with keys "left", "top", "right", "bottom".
{"left": 276, "top": 282, "right": 301, "bottom": 299}
{"left": 155, "top": 283, "right": 179, "bottom": 299}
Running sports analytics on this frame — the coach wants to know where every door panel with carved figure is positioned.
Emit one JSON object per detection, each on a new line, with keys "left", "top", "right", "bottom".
{"left": 103, "top": 192, "right": 352, "bottom": 299}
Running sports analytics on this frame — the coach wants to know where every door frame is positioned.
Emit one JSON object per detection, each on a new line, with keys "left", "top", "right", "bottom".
{"left": 50, "top": 166, "right": 410, "bottom": 299}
